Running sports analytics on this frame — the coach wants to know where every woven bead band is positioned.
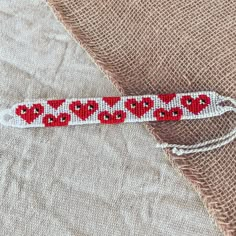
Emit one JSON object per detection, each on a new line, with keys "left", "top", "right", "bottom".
{"left": 0, "top": 91, "right": 234, "bottom": 128}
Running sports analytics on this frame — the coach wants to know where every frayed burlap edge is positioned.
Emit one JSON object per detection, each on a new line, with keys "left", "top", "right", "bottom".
{"left": 45, "top": 1, "right": 229, "bottom": 235}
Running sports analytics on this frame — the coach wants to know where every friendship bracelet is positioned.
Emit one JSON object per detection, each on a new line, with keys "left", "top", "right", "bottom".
{"left": 0, "top": 91, "right": 235, "bottom": 155}
{"left": 0, "top": 91, "right": 234, "bottom": 128}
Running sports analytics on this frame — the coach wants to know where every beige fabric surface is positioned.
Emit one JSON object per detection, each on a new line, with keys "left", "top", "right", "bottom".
{"left": 0, "top": 1, "right": 222, "bottom": 235}
{"left": 47, "top": 1, "right": 236, "bottom": 235}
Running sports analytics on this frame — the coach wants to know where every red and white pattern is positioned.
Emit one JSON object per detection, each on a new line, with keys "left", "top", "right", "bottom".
{"left": 0, "top": 91, "right": 234, "bottom": 128}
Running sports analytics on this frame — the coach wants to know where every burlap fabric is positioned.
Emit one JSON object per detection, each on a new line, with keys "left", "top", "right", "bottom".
{"left": 47, "top": 1, "right": 236, "bottom": 235}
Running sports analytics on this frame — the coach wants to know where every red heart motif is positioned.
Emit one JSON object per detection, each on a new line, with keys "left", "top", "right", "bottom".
{"left": 47, "top": 99, "right": 65, "bottom": 109}
{"left": 15, "top": 104, "right": 44, "bottom": 124}
{"left": 98, "top": 110, "right": 126, "bottom": 124}
{"left": 42, "top": 113, "right": 71, "bottom": 127}
{"left": 158, "top": 93, "right": 176, "bottom": 104}
{"left": 181, "top": 95, "right": 210, "bottom": 115}
{"left": 154, "top": 107, "right": 183, "bottom": 121}
{"left": 125, "top": 97, "right": 154, "bottom": 118}
{"left": 103, "top": 97, "right": 121, "bottom": 107}
{"left": 69, "top": 100, "right": 99, "bottom": 120}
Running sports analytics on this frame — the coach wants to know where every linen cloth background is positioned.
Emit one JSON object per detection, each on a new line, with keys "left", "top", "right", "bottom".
{"left": 0, "top": 1, "right": 222, "bottom": 235}
{"left": 46, "top": 1, "right": 236, "bottom": 235}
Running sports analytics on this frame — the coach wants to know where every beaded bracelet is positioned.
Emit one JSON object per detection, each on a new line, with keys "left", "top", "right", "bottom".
{"left": 0, "top": 91, "right": 235, "bottom": 155}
